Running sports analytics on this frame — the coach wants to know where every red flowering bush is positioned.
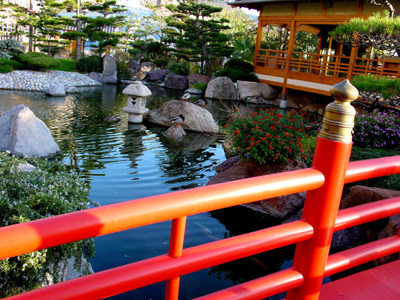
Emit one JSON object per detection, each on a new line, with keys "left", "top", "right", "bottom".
{"left": 225, "top": 108, "right": 313, "bottom": 164}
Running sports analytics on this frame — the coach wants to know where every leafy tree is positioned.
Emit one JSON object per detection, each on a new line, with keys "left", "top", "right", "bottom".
{"left": 165, "top": 0, "right": 233, "bottom": 75}
{"left": 217, "top": 6, "right": 257, "bottom": 61}
{"left": 329, "top": 11, "right": 400, "bottom": 53}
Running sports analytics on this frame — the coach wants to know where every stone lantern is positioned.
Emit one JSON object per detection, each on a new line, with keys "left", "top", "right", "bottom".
{"left": 122, "top": 81, "right": 151, "bottom": 123}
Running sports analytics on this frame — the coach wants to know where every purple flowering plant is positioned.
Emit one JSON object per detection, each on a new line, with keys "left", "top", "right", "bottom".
{"left": 353, "top": 109, "right": 400, "bottom": 150}
{"left": 224, "top": 108, "right": 314, "bottom": 164}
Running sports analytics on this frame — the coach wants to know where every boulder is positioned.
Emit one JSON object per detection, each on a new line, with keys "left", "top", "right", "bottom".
{"left": 88, "top": 72, "right": 104, "bottom": 83}
{"left": 134, "top": 62, "right": 154, "bottom": 80}
{"left": 102, "top": 55, "right": 117, "bottom": 84}
{"left": 258, "top": 83, "right": 278, "bottom": 100}
{"left": 164, "top": 125, "right": 186, "bottom": 139}
{"left": 0, "top": 105, "right": 61, "bottom": 157}
{"left": 128, "top": 59, "right": 139, "bottom": 69}
{"left": 341, "top": 186, "right": 400, "bottom": 209}
{"left": 187, "top": 87, "right": 203, "bottom": 95}
{"left": 205, "top": 77, "right": 237, "bottom": 100}
{"left": 237, "top": 80, "right": 260, "bottom": 101}
{"left": 188, "top": 73, "right": 210, "bottom": 86}
{"left": 146, "top": 69, "right": 170, "bottom": 82}
{"left": 66, "top": 86, "right": 78, "bottom": 94}
{"left": 165, "top": 73, "right": 189, "bottom": 90}
{"left": 207, "top": 157, "right": 306, "bottom": 219}
{"left": 146, "top": 100, "right": 219, "bottom": 134}
{"left": 45, "top": 83, "right": 66, "bottom": 97}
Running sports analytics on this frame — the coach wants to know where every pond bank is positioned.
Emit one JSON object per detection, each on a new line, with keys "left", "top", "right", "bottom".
{"left": 0, "top": 70, "right": 101, "bottom": 92}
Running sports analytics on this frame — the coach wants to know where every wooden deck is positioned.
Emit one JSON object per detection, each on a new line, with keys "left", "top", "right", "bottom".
{"left": 319, "top": 260, "right": 400, "bottom": 300}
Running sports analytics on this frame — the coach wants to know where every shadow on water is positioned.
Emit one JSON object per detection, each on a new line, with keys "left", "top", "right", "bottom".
{"left": 0, "top": 84, "right": 295, "bottom": 299}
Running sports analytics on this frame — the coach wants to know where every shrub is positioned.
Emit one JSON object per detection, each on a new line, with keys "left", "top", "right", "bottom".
{"left": 225, "top": 108, "right": 314, "bottom": 164}
{"left": 224, "top": 57, "right": 253, "bottom": 73}
{"left": 167, "top": 60, "right": 190, "bottom": 76}
{"left": 353, "top": 109, "right": 400, "bottom": 150}
{"left": 215, "top": 67, "right": 259, "bottom": 82}
{"left": 0, "top": 63, "right": 13, "bottom": 73}
{"left": 351, "top": 75, "right": 400, "bottom": 107}
{"left": 114, "top": 51, "right": 133, "bottom": 81}
{"left": 16, "top": 52, "right": 61, "bottom": 70}
{"left": 154, "top": 58, "right": 169, "bottom": 69}
{"left": 77, "top": 55, "right": 103, "bottom": 73}
{"left": 0, "top": 152, "right": 97, "bottom": 297}
{"left": 192, "top": 83, "right": 207, "bottom": 93}
{"left": 0, "top": 39, "right": 24, "bottom": 60}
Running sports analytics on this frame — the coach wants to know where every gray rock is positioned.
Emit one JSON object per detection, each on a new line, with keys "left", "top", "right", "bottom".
{"left": 102, "top": 55, "right": 117, "bottom": 84}
{"left": 4, "top": 106, "right": 61, "bottom": 157}
{"left": 0, "top": 104, "right": 25, "bottom": 151}
{"left": 66, "top": 86, "right": 78, "bottom": 94}
{"left": 165, "top": 73, "right": 189, "bottom": 90}
{"left": 133, "top": 62, "right": 154, "bottom": 80}
{"left": 146, "top": 100, "right": 219, "bottom": 134}
{"left": 88, "top": 72, "right": 104, "bottom": 83}
{"left": 17, "top": 163, "right": 36, "bottom": 172}
{"left": 164, "top": 125, "right": 186, "bottom": 139}
{"left": 237, "top": 80, "right": 260, "bottom": 101}
{"left": 45, "top": 83, "right": 66, "bottom": 97}
{"left": 187, "top": 87, "right": 203, "bottom": 95}
{"left": 146, "top": 69, "right": 170, "bottom": 82}
{"left": 188, "top": 73, "right": 210, "bottom": 86}
{"left": 128, "top": 59, "right": 139, "bottom": 69}
{"left": 258, "top": 83, "right": 278, "bottom": 100}
{"left": 205, "top": 77, "right": 237, "bottom": 100}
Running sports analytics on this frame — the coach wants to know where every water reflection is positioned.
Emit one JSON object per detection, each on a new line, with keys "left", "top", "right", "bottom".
{"left": 0, "top": 84, "right": 287, "bottom": 299}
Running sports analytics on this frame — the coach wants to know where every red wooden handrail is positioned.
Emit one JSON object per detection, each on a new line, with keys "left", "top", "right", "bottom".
{"left": 3, "top": 80, "right": 400, "bottom": 299}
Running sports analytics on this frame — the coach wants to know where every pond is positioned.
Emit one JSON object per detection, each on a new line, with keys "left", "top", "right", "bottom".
{"left": 0, "top": 84, "right": 293, "bottom": 299}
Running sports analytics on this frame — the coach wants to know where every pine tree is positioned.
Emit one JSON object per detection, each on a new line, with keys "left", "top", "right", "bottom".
{"left": 165, "top": 0, "right": 233, "bottom": 75}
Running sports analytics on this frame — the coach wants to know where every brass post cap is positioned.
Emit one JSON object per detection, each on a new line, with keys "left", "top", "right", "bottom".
{"left": 320, "top": 80, "right": 358, "bottom": 142}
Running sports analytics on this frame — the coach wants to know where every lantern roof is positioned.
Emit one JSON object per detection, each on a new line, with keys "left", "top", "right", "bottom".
{"left": 122, "top": 81, "right": 152, "bottom": 97}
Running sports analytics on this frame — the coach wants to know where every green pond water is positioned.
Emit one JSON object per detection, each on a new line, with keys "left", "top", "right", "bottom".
{"left": 0, "top": 84, "right": 293, "bottom": 299}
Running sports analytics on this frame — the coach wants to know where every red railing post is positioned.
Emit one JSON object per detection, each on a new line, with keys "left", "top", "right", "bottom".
{"left": 286, "top": 80, "right": 358, "bottom": 300}
{"left": 165, "top": 217, "right": 187, "bottom": 300}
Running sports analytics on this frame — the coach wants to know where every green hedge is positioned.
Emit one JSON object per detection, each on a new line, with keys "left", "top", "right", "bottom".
{"left": 77, "top": 55, "right": 103, "bottom": 73}
{"left": 16, "top": 52, "right": 61, "bottom": 70}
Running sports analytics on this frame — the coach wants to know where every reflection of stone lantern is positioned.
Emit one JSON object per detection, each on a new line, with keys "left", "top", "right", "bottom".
{"left": 122, "top": 81, "right": 151, "bottom": 123}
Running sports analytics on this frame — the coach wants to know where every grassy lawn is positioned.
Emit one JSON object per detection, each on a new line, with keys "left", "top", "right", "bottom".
{"left": 0, "top": 57, "right": 77, "bottom": 73}
{"left": 0, "top": 58, "right": 24, "bottom": 73}
{"left": 52, "top": 58, "right": 77, "bottom": 72}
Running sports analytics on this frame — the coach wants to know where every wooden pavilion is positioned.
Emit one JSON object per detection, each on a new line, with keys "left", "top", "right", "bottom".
{"left": 230, "top": 0, "right": 400, "bottom": 96}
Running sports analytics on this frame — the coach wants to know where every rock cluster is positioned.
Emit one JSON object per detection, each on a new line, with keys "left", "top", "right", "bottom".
{"left": 0, "top": 105, "right": 60, "bottom": 157}
{"left": 0, "top": 70, "right": 101, "bottom": 92}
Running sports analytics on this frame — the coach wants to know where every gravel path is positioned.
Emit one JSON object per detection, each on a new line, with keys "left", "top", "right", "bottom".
{"left": 0, "top": 70, "right": 102, "bottom": 92}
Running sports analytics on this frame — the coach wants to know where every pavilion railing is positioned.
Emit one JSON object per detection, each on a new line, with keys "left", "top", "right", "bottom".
{"left": 255, "top": 49, "right": 400, "bottom": 79}
{"left": 2, "top": 80, "right": 400, "bottom": 300}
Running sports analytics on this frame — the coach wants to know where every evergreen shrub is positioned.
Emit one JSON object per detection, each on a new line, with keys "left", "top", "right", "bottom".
{"left": 167, "top": 61, "right": 190, "bottom": 76}
{"left": 16, "top": 52, "right": 61, "bottom": 70}
{"left": 77, "top": 55, "right": 103, "bottom": 73}
{"left": 216, "top": 58, "right": 258, "bottom": 82}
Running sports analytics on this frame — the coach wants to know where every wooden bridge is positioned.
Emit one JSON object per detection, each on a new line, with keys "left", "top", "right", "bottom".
{"left": 1, "top": 80, "right": 400, "bottom": 299}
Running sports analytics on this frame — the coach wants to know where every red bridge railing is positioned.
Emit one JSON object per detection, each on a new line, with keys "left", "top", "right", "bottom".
{"left": 2, "top": 80, "right": 400, "bottom": 300}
